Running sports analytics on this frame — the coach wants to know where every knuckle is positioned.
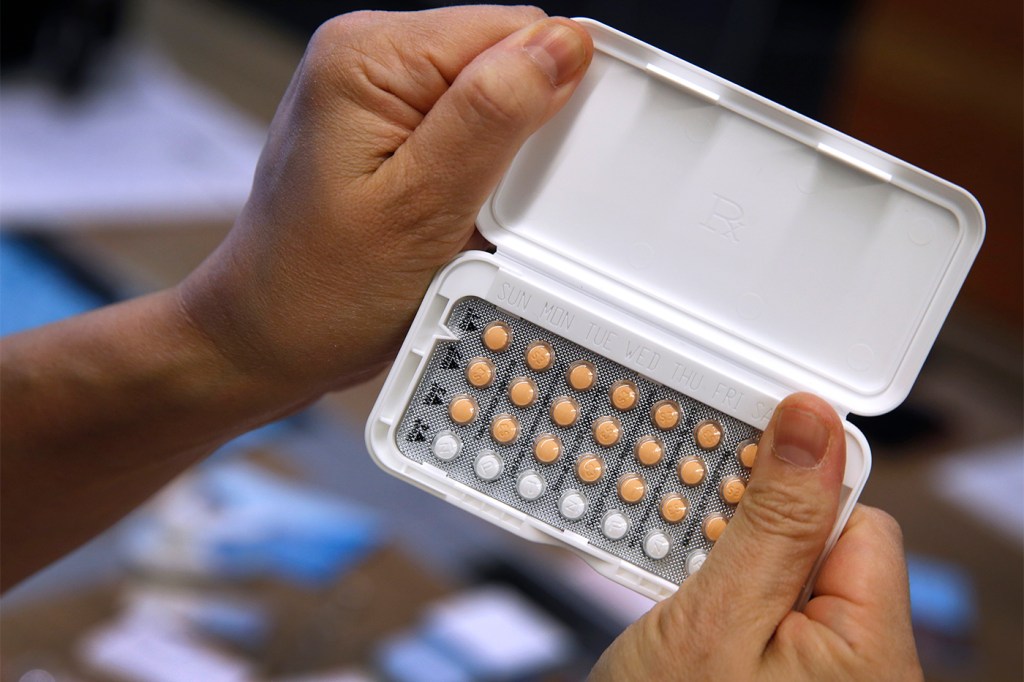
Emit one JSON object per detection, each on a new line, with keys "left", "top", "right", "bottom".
{"left": 861, "top": 505, "right": 904, "bottom": 543}
{"left": 456, "top": 69, "right": 531, "bottom": 129}
{"left": 740, "top": 480, "right": 831, "bottom": 541}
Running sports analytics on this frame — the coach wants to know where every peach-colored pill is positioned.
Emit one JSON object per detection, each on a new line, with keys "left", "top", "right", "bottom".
{"left": 660, "top": 492, "right": 689, "bottom": 524}
{"left": 576, "top": 454, "right": 605, "bottom": 483}
{"left": 491, "top": 414, "right": 519, "bottom": 444}
{"left": 738, "top": 441, "right": 758, "bottom": 468}
{"left": 526, "top": 341, "right": 554, "bottom": 371}
{"left": 678, "top": 456, "right": 707, "bottom": 486}
{"left": 610, "top": 380, "right": 639, "bottom": 411}
{"left": 448, "top": 395, "right": 478, "bottom": 425}
{"left": 568, "top": 361, "right": 596, "bottom": 391}
{"left": 720, "top": 476, "right": 746, "bottom": 505}
{"left": 593, "top": 416, "right": 622, "bottom": 447}
{"left": 703, "top": 514, "right": 728, "bottom": 542}
{"left": 651, "top": 400, "right": 681, "bottom": 430}
{"left": 617, "top": 473, "right": 646, "bottom": 504}
{"left": 695, "top": 420, "right": 723, "bottom": 450}
{"left": 533, "top": 434, "right": 562, "bottom": 464}
{"left": 508, "top": 377, "right": 537, "bottom": 408}
{"left": 465, "top": 357, "right": 495, "bottom": 388}
{"left": 634, "top": 436, "right": 664, "bottom": 467}
{"left": 550, "top": 397, "right": 580, "bottom": 427}
{"left": 482, "top": 321, "right": 510, "bottom": 352}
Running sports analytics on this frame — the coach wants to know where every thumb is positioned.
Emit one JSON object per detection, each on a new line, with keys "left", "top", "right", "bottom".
{"left": 671, "top": 393, "right": 847, "bottom": 649}
{"left": 380, "top": 17, "right": 592, "bottom": 235}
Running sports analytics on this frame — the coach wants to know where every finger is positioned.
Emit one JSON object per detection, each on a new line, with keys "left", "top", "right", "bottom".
{"left": 377, "top": 17, "right": 593, "bottom": 233}
{"left": 663, "top": 393, "right": 846, "bottom": 649}
{"left": 803, "top": 505, "right": 914, "bottom": 641}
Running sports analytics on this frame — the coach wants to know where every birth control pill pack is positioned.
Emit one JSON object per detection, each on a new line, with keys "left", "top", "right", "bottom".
{"left": 366, "top": 20, "right": 984, "bottom": 601}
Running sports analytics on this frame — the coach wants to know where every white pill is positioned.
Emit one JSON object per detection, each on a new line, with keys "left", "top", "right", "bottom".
{"left": 558, "top": 491, "right": 587, "bottom": 520}
{"left": 473, "top": 450, "right": 503, "bottom": 481}
{"left": 517, "top": 471, "right": 545, "bottom": 501}
{"left": 601, "top": 511, "right": 629, "bottom": 540}
{"left": 643, "top": 531, "right": 671, "bottom": 560}
{"left": 431, "top": 431, "right": 461, "bottom": 461}
{"left": 686, "top": 550, "right": 708, "bottom": 575}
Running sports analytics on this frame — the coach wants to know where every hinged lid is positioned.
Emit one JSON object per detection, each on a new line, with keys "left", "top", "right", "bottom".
{"left": 476, "top": 19, "right": 984, "bottom": 416}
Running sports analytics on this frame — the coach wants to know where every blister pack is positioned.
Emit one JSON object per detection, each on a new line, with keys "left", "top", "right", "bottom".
{"left": 366, "top": 19, "right": 983, "bottom": 601}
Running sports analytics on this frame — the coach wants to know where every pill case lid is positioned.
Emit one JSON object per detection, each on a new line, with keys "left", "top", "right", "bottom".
{"left": 476, "top": 19, "right": 984, "bottom": 417}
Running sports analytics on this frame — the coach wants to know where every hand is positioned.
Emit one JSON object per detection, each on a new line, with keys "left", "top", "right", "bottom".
{"left": 177, "top": 7, "right": 593, "bottom": 401}
{"left": 592, "top": 393, "right": 923, "bottom": 681}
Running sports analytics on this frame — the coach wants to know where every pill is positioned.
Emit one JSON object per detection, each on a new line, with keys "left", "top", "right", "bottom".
{"left": 695, "top": 420, "right": 723, "bottom": 450}
{"left": 610, "top": 380, "right": 639, "bottom": 410}
{"left": 617, "top": 473, "right": 647, "bottom": 504}
{"left": 593, "top": 416, "right": 622, "bottom": 447}
{"left": 678, "top": 456, "right": 707, "bottom": 486}
{"left": 526, "top": 341, "right": 554, "bottom": 371}
{"left": 567, "top": 360, "right": 596, "bottom": 391}
{"left": 551, "top": 397, "right": 580, "bottom": 427}
{"left": 517, "top": 470, "right": 545, "bottom": 500}
{"left": 465, "top": 357, "right": 495, "bottom": 388}
{"left": 634, "top": 436, "right": 664, "bottom": 467}
{"left": 651, "top": 399, "right": 681, "bottom": 430}
{"left": 558, "top": 490, "right": 588, "bottom": 520}
{"left": 703, "top": 513, "right": 728, "bottom": 542}
{"left": 686, "top": 550, "right": 708, "bottom": 574}
{"left": 601, "top": 510, "right": 630, "bottom": 540}
{"left": 533, "top": 434, "right": 562, "bottom": 464}
{"left": 448, "top": 395, "right": 478, "bottom": 425}
{"left": 473, "top": 450, "right": 503, "bottom": 480}
{"left": 482, "top": 321, "right": 510, "bottom": 352}
{"left": 720, "top": 476, "right": 746, "bottom": 505}
{"left": 659, "top": 492, "right": 689, "bottom": 524}
{"left": 431, "top": 431, "right": 461, "bottom": 461}
{"left": 508, "top": 377, "right": 537, "bottom": 407}
{"left": 737, "top": 440, "right": 758, "bottom": 468}
{"left": 576, "top": 454, "right": 605, "bottom": 484}
{"left": 643, "top": 531, "right": 671, "bottom": 560}
{"left": 491, "top": 414, "right": 519, "bottom": 444}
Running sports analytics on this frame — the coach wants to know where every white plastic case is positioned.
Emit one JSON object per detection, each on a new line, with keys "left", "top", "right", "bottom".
{"left": 365, "top": 19, "right": 984, "bottom": 601}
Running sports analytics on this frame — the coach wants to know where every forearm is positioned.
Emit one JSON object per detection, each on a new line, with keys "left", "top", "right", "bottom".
{"left": 0, "top": 287, "right": 312, "bottom": 591}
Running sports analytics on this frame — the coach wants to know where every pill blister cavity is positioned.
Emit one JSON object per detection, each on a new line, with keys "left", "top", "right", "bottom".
{"left": 643, "top": 531, "right": 671, "bottom": 560}
{"left": 551, "top": 396, "right": 580, "bottom": 427}
{"left": 533, "top": 434, "right": 563, "bottom": 464}
{"left": 720, "top": 475, "right": 746, "bottom": 505}
{"left": 695, "top": 419, "right": 723, "bottom": 450}
{"left": 474, "top": 450, "right": 503, "bottom": 481}
{"left": 491, "top": 414, "right": 519, "bottom": 444}
{"left": 431, "top": 431, "right": 461, "bottom": 461}
{"left": 652, "top": 399, "right": 681, "bottom": 430}
{"left": 737, "top": 440, "right": 758, "bottom": 468}
{"left": 634, "top": 436, "right": 664, "bottom": 467}
{"left": 558, "top": 490, "right": 588, "bottom": 520}
{"left": 526, "top": 340, "right": 554, "bottom": 371}
{"left": 593, "top": 416, "right": 622, "bottom": 447}
{"left": 610, "top": 380, "right": 639, "bottom": 410}
{"left": 517, "top": 470, "right": 545, "bottom": 500}
{"left": 602, "top": 511, "right": 630, "bottom": 540}
{"left": 576, "top": 454, "right": 605, "bottom": 484}
{"left": 703, "top": 513, "right": 728, "bottom": 542}
{"left": 466, "top": 357, "right": 495, "bottom": 388}
{"left": 678, "top": 455, "right": 707, "bottom": 486}
{"left": 508, "top": 377, "right": 538, "bottom": 408}
{"left": 448, "top": 395, "right": 478, "bottom": 425}
{"left": 568, "top": 360, "right": 596, "bottom": 391}
{"left": 482, "top": 321, "right": 511, "bottom": 352}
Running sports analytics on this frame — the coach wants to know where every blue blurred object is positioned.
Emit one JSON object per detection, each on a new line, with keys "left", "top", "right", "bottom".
{"left": 0, "top": 234, "right": 110, "bottom": 335}
{"left": 907, "top": 552, "right": 977, "bottom": 636}
{"left": 377, "top": 634, "right": 472, "bottom": 682}
{"left": 122, "top": 461, "right": 381, "bottom": 586}
{"left": 906, "top": 552, "right": 978, "bottom": 675}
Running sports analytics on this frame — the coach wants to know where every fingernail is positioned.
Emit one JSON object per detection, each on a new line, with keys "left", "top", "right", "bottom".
{"left": 773, "top": 407, "right": 830, "bottom": 469}
{"left": 524, "top": 21, "right": 587, "bottom": 87}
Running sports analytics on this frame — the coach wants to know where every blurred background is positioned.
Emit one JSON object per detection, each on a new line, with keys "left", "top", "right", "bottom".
{"left": 1, "top": 1, "right": 1020, "bottom": 680}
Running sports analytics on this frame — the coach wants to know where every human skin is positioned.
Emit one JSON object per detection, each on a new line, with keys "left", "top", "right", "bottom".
{"left": 0, "top": 7, "right": 922, "bottom": 679}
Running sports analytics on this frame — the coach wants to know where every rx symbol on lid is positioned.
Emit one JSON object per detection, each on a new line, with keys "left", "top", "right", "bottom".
{"left": 700, "top": 193, "right": 745, "bottom": 243}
